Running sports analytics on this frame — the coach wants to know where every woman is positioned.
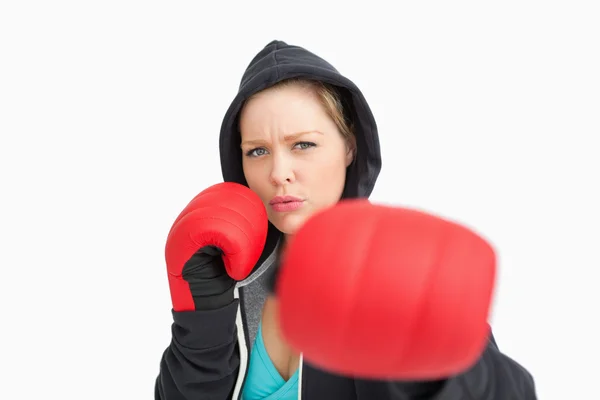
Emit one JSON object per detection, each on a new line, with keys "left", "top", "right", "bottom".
{"left": 156, "top": 40, "right": 537, "bottom": 399}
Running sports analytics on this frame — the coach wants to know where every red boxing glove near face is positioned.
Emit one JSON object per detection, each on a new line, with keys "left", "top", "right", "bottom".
{"left": 275, "top": 199, "right": 496, "bottom": 380}
{"left": 165, "top": 182, "right": 268, "bottom": 312}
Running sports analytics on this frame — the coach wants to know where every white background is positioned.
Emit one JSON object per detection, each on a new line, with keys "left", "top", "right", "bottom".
{"left": 1, "top": 1, "right": 598, "bottom": 399}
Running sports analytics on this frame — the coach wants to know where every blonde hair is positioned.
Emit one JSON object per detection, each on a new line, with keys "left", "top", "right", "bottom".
{"left": 249, "top": 78, "right": 357, "bottom": 159}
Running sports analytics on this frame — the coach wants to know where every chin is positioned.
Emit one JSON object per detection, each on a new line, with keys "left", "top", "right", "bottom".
{"left": 271, "top": 212, "right": 310, "bottom": 236}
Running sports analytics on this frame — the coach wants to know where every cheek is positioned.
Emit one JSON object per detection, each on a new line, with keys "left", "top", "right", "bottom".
{"left": 243, "top": 161, "right": 270, "bottom": 202}
{"left": 305, "top": 152, "right": 347, "bottom": 202}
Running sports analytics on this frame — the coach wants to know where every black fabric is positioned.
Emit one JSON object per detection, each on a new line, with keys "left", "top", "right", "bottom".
{"left": 182, "top": 245, "right": 235, "bottom": 311}
{"left": 297, "top": 334, "right": 537, "bottom": 400}
{"left": 352, "top": 334, "right": 537, "bottom": 399}
{"left": 155, "top": 301, "right": 241, "bottom": 399}
{"left": 155, "top": 39, "right": 538, "bottom": 399}
{"left": 301, "top": 363, "right": 358, "bottom": 399}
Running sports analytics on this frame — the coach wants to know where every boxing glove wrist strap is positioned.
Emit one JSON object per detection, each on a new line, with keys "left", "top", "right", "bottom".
{"left": 191, "top": 283, "right": 236, "bottom": 311}
{"left": 182, "top": 246, "right": 236, "bottom": 311}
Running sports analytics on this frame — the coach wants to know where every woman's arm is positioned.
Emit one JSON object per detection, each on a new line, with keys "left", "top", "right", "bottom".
{"left": 155, "top": 301, "right": 241, "bottom": 400}
{"left": 354, "top": 331, "right": 537, "bottom": 400}
{"left": 156, "top": 182, "right": 268, "bottom": 399}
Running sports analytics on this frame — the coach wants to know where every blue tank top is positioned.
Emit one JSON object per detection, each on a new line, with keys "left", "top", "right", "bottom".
{"left": 241, "top": 322, "right": 299, "bottom": 400}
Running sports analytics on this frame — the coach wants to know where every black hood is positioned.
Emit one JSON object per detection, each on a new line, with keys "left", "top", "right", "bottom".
{"left": 218, "top": 40, "right": 382, "bottom": 270}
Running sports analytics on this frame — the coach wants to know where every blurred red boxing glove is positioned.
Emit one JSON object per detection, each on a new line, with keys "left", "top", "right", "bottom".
{"left": 274, "top": 199, "right": 496, "bottom": 380}
{"left": 165, "top": 182, "right": 268, "bottom": 312}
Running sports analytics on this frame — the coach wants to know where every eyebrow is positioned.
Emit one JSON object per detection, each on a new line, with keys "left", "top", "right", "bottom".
{"left": 240, "top": 131, "right": 323, "bottom": 147}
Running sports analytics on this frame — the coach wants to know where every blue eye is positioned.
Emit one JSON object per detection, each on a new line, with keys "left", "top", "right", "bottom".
{"left": 295, "top": 142, "right": 316, "bottom": 150}
{"left": 246, "top": 147, "right": 268, "bottom": 157}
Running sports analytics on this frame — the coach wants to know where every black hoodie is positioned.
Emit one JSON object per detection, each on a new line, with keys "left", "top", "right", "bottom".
{"left": 155, "top": 40, "right": 537, "bottom": 399}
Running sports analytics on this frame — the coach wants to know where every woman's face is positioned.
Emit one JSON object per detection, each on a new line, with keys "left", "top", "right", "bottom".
{"left": 240, "top": 83, "right": 352, "bottom": 236}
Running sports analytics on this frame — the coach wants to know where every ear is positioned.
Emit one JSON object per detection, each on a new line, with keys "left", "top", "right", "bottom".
{"left": 345, "top": 147, "right": 354, "bottom": 167}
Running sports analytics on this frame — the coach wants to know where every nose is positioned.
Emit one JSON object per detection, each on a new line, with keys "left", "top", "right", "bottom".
{"left": 269, "top": 152, "right": 295, "bottom": 186}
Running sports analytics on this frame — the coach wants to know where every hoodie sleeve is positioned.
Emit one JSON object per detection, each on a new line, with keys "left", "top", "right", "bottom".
{"left": 154, "top": 300, "right": 241, "bottom": 400}
{"left": 354, "top": 332, "right": 537, "bottom": 400}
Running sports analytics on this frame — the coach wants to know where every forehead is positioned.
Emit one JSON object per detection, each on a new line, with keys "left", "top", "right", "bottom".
{"left": 239, "top": 84, "right": 332, "bottom": 137}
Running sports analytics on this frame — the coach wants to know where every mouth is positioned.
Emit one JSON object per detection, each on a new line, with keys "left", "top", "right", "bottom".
{"left": 269, "top": 196, "right": 303, "bottom": 205}
{"left": 269, "top": 196, "right": 305, "bottom": 212}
